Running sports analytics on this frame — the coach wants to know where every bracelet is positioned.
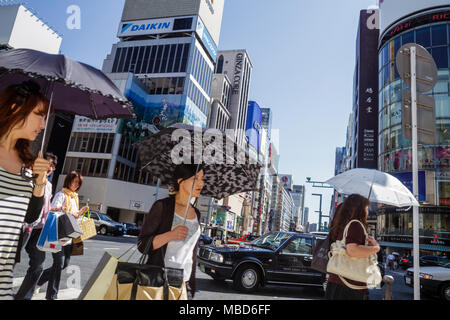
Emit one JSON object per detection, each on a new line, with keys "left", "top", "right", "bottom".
{"left": 34, "top": 181, "right": 46, "bottom": 188}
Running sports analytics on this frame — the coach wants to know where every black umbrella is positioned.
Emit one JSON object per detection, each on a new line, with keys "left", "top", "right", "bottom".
{"left": 135, "top": 124, "right": 262, "bottom": 201}
{"left": 0, "top": 48, "right": 135, "bottom": 155}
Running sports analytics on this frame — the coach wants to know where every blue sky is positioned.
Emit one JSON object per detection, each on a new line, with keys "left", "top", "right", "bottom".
{"left": 18, "top": 0, "right": 378, "bottom": 225}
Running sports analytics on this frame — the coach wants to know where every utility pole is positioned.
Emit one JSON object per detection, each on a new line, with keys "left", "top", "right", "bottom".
{"left": 396, "top": 43, "right": 438, "bottom": 300}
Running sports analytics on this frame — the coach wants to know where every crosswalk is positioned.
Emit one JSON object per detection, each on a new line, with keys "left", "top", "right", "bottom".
{"left": 12, "top": 277, "right": 81, "bottom": 300}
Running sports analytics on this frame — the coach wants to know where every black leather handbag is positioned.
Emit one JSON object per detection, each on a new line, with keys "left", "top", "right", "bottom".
{"left": 104, "top": 237, "right": 186, "bottom": 300}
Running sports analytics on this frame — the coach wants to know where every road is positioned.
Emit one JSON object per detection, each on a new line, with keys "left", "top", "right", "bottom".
{"left": 11, "top": 235, "right": 433, "bottom": 300}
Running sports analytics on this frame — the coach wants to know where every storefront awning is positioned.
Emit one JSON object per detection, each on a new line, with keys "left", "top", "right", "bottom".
{"left": 379, "top": 242, "right": 450, "bottom": 252}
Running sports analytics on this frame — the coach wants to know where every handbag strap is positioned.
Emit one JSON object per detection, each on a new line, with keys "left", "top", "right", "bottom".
{"left": 342, "top": 219, "right": 368, "bottom": 245}
{"left": 80, "top": 207, "right": 90, "bottom": 221}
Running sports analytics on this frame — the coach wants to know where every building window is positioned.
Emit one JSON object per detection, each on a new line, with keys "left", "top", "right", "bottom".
{"left": 216, "top": 55, "right": 224, "bottom": 74}
{"left": 63, "top": 157, "right": 110, "bottom": 178}
{"left": 113, "top": 43, "right": 191, "bottom": 75}
{"left": 68, "top": 132, "right": 115, "bottom": 154}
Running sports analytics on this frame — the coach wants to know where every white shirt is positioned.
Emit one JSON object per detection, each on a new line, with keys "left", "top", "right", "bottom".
{"left": 51, "top": 191, "right": 81, "bottom": 245}
{"left": 164, "top": 212, "right": 201, "bottom": 282}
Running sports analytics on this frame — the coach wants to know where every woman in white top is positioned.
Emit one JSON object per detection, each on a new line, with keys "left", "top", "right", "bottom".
{"left": 36, "top": 171, "right": 88, "bottom": 300}
{"left": 138, "top": 163, "right": 204, "bottom": 299}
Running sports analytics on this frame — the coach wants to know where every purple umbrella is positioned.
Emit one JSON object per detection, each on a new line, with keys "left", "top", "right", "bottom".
{"left": 0, "top": 48, "right": 135, "bottom": 153}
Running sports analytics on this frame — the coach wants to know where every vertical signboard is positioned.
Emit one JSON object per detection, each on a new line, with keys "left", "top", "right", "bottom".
{"left": 357, "top": 10, "right": 379, "bottom": 168}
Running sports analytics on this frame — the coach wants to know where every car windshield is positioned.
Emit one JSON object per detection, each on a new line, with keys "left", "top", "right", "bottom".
{"left": 99, "top": 214, "right": 114, "bottom": 222}
{"left": 249, "top": 232, "right": 291, "bottom": 250}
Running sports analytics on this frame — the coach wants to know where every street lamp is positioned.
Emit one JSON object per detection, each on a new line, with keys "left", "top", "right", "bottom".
{"left": 306, "top": 178, "right": 332, "bottom": 232}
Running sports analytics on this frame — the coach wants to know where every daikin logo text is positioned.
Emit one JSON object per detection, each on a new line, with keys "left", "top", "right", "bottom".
{"left": 122, "top": 22, "right": 171, "bottom": 33}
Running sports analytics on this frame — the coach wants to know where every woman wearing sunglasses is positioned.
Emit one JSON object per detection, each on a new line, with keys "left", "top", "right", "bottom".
{"left": 0, "top": 81, "right": 51, "bottom": 299}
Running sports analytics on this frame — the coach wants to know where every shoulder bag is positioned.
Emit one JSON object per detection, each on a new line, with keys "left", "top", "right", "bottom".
{"left": 326, "top": 219, "right": 382, "bottom": 289}
{"left": 103, "top": 237, "right": 187, "bottom": 300}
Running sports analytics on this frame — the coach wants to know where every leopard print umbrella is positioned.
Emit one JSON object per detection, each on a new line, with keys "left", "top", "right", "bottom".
{"left": 135, "top": 124, "right": 261, "bottom": 200}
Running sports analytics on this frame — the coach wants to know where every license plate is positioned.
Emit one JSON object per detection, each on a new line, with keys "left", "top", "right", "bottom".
{"left": 405, "top": 277, "right": 411, "bottom": 285}
{"left": 199, "top": 264, "right": 205, "bottom": 273}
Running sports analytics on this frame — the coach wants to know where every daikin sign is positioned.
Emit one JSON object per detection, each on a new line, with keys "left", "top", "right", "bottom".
{"left": 119, "top": 17, "right": 175, "bottom": 37}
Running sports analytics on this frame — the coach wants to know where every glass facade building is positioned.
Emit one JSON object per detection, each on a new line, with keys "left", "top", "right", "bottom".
{"left": 377, "top": 7, "right": 450, "bottom": 255}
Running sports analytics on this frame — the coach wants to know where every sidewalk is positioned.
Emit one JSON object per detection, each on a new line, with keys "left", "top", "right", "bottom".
{"left": 12, "top": 277, "right": 81, "bottom": 300}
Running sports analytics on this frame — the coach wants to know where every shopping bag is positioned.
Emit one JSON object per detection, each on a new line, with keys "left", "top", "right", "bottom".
{"left": 73, "top": 208, "right": 97, "bottom": 243}
{"left": 311, "top": 234, "right": 330, "bottom": 273}
{"left": 103, "top": 238, "right": 187, "bottom": 300}
{"left": 71, "top": 241, "right": 84, "bottom": 256}
{"left": 78, "top": 252, "right": 122, "bottom": 300}
{"left": 103, "top": 262, "right": 187, "bottom": 300}
{"left": 58, "top": 212, "right": 83, "bottom": 240}
{"left": 37, "top": 211, "right": 61, "bottom": 253}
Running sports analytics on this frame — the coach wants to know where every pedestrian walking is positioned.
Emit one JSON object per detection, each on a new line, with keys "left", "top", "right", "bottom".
{"left": 325, "top": 194, "right": 381, "bottom": 300}
{"left": 14, "top": 152, "right": 57, "bottom": 300}
{"left": 36, "top": 171, "right": 88, "bottom": 300}
{"left": 138, "top": 163, "right": 204, "bottom": 300}
{"left": 387, "top": 253, "right": 396, "bottom": 270}
{"left": 0, "top": 81, "right": 51, "bottom": 300}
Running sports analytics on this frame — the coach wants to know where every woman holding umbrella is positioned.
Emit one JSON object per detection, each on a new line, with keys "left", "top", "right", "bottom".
{"left": 325, "top": 194, "right": 381, "bottom": 300}
{"left": 0, "top": 81, "right": 51, "bottom": 299}
{"left": 138, "top": 163, "right": 205, "bottom": 300}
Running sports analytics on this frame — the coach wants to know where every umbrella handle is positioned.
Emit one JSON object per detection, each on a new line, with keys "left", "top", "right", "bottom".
{"left": 40, "top": 90, "right": 54, "bottom": 155}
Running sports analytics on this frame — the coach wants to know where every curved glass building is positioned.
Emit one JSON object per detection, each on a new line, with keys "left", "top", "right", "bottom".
{"left": 377, "top": 4, "right": 450, "bottom": 255}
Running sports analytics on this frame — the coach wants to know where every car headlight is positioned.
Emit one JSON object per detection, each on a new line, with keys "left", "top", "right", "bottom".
{"left": 419, "top": 273, "right": 433, "bottom": 280}
{"left": 210, "top": 252, "right": 224, "bottom": 263}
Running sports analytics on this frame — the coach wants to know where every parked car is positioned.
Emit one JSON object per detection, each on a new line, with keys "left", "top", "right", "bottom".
{"left": 400, "top": 255, "right": 449, "bottom": 270}
{"left": 404, "top": 262, "right": 450, "bottom": 300}
{"left": 198, "top": 231, "right": 328, "bottom": 293}
{"left": 90, "top": 211, "right": 125, "bottom": 236}
{"left": 124, "top": 223, "right": 141, "bottom": 236}
{"left": 226, "top": 234, "right": 259, "bottom": 245}
{"left": 199, "top": 234, "right": 213, "bottom": 246}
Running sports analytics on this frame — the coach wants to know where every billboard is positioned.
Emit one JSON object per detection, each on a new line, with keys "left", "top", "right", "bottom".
{"left": 195, "top": 17, "right": 218, "bottom": 61}
{"left": 73, "top": 116, "right": 119, "bottom": 133}
{"left": 391, "top": 171, "right": 426, "bottom": 201}
{"left": 119, "top": 76, "right": 206, "bottom": 144}
{"left": 121, "top": 0, "right": 224, "bottom": 47}
{"left": 380, "top": 0, "right": 450, "bottom": 33}
{"left": 279, "top": 174, "right": 293, "bottom": 191}
{"left": 245, "top": 101, "right": 262, "bottom": 152}
{"left": 355, "top": 10, "right": 379, "bottom": 169}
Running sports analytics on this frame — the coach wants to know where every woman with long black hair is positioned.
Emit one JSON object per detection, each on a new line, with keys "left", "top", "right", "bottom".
{"left": 138, "top": 163, "right": 205, "bottom": 299}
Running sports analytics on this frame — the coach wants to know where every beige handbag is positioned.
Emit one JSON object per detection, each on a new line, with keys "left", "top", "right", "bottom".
{"left": 73, "top": 208, "right": 97, "bottom": 243}
{"left": 327, "top": 219, "right": 382, "bottom": 289}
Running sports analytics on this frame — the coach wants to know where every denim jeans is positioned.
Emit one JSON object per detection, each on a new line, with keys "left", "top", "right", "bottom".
{"left": 14, "top": 228, "right": 46, "bottom": 300}
{"left": 37, "top": 243, "right": 72, "bottom": 300}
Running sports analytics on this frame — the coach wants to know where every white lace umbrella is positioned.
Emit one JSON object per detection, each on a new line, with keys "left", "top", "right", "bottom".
{"left": 325, "top": 168, "right": 419, "bottom": 207}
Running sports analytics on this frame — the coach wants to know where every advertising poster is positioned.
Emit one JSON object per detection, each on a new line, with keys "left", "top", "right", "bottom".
{"left": 119, "top": 76, "right": 206, "bottom": 143}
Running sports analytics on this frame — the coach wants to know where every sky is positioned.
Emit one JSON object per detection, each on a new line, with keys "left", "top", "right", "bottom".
{"left": 13, "top": 0, "right": 379, "bottom": 225}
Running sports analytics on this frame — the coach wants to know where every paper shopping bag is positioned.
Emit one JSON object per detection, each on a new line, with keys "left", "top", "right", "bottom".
{"left": 37, "top": 211, "right": 61, "bottom": 253}
{"left": 78, "top": 252, "right": 122, "bottom": 300}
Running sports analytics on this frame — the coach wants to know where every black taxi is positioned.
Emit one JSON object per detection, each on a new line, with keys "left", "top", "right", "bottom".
{"left": 198, "top": 231, "right": 327, "bottom": 293}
